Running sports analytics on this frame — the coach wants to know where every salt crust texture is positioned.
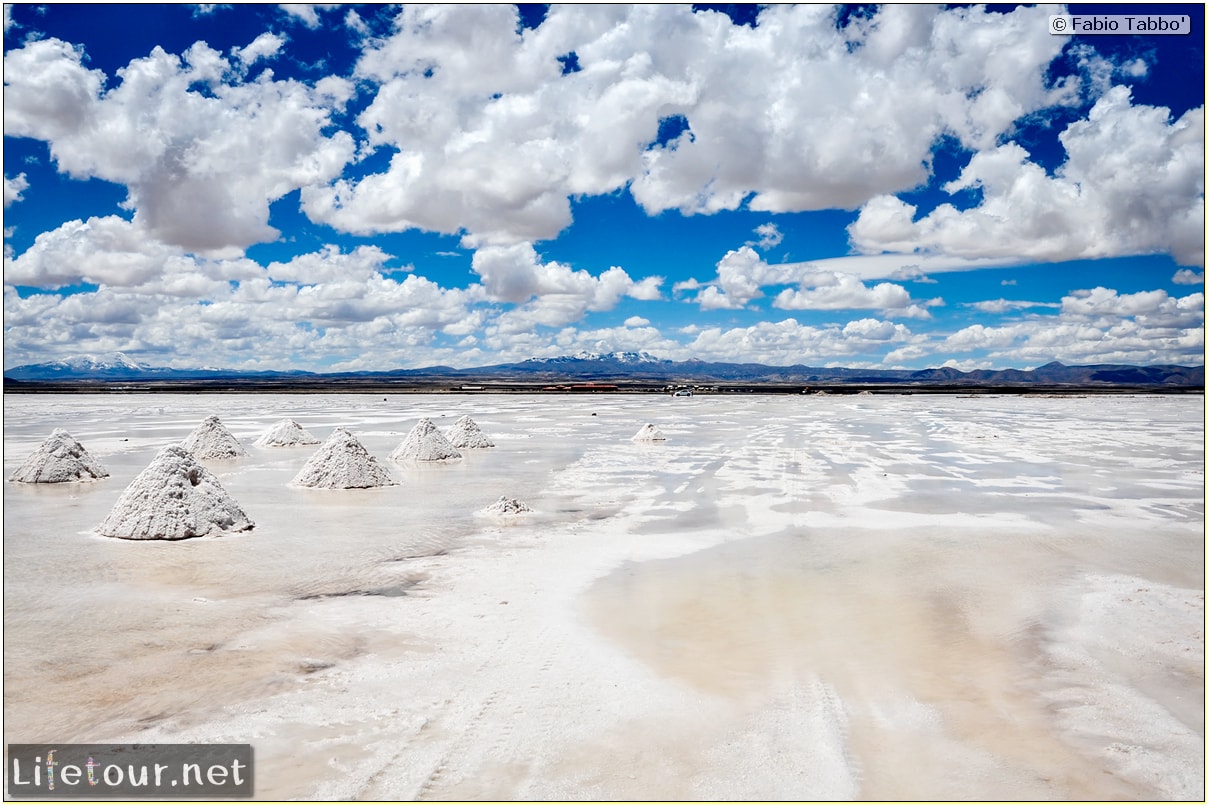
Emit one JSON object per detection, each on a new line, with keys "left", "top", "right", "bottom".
{"left": 96, "top": 445, "right": 253, "bottom": 540}
{"left": 181, "top": 415, "right": 249, "bottom": 459}
{"left": 632, "top": 423, "right": 667, "bottom": 441}
{"left": 292, "top": 427, "right": 396, "bottom": 489}
{"left": 483, "top": 495, "right": 531, "bottom": 515}
{"left": 255, "top": 418, "right": 320, "bottom": 447}
{"left": 9, "top": 428, "right": 109, "bottom": 483}
{"left": 446, "top": 415, "right": 495, "bottom": 448}
{"left": 392, "top": 418, "right": 463, "bottom": 462}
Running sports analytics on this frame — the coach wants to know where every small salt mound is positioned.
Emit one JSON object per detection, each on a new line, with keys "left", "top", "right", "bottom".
{"left": 631, "top": 423, "right": 667, "bottom": 442}
{"left": 96, "top": 445, "right": 253, "bottom": 540}
{"left": 446, "top": 415, "right": 494, "bottom": 448}
{"left": 9, "top": 428, "right": 109, "bottom": 483}
{"left": 254, "top": 418, "right": 320, "bottom": 447}
{"left": 391, "top": 418, "right": 463, "bottom": 462}
{"left": 181, "top": 415, "right": 248, "bottom": 459}
{"left": 292, "top": 428, "right": 396, "bottom": 489}
{"left": 483, "top": 495, "right": 531, "bottom": 515}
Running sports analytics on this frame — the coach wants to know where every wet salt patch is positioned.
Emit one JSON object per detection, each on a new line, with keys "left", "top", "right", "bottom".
{"left": 972, "top": 476, "right": 1064, "bottom": 489}
{"left": 930, "top": 451, "right": 1000, "bottom": 465}
{"left": 1138, "top": 501, "right": 1204, "bottom": 521}
{"left": 289, "top": 568, "right": 428, "bottom": 602}
{"left": 1135, "top": 478, "right": 1207, "bottom": 491}
{"left": 1042, "top": 574, "right": 1204, "bottom": 800}
{"left": 639, "top": 500, "right": 697, "bottom": 514}
{"left": 865, "top": 695, "right": 942, "bottom": 733}
{"left": 4, "top": 393, "right": 1203, "bottom": 799}
{"left": 525, "top": 426, "right": 583, "bottom": 438}
{"left": 811, "top": 507, "right": 1044, "bottom": 532}
{"left": 582, "top": 522, "right": 1196, "bottom": 800}
{"left": 367, "top": 532, "right": 461, "bottom": 563}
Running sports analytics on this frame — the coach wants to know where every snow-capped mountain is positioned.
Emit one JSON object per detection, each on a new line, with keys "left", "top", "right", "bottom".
{"left": 37, "top": 352, "right": 152, "bottom": 373}
{"left": 4, "top": 352, "right": 1203, "bottom": 388}
{"left": 524, "top": 351, "right": 664, "bottom": 365}
{"left": 3, "top": 353, "right": 312, "bottom": 381}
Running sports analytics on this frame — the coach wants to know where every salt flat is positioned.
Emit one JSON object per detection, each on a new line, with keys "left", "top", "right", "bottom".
{"left": 3, "top": 392, "right": 1204, "bottom": 800}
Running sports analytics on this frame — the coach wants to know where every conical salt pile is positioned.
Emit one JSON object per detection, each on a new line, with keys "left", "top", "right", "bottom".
{"left": 9, "top": 428, "right": 109, "bottom": 483}
{"left": 181, "top": 415, "right": 248, "bottom": 459}
{"left": 483, "top": 495, "right": 531, "bottom": 515}
{"left": 391, "top": 418, "right": 462, "bottom": 462}
{"left": 631, "top": 423, "right": 667, "bottom": 442}
{"left": 446, "top": 415, "right": 494, "bottom": 448}
{"left": 292, "top": 427, "right": 396, "bottom": 488}
{"left": 96, "top": 445, "right": 253, "bottom": 540}
{"left": 254, "top": 418, "right": 320, "bottom": 447}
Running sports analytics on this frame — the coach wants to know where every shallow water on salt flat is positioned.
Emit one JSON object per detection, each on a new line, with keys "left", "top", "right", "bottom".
{"left": 3, "top": 392, "right": 1204, "bottom": 800}
{"left": 3, "top": 394, "right": 597, "bottom": 739}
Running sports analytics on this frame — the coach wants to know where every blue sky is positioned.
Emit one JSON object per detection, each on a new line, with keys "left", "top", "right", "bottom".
{"left": 3, "top": 3, "right": 1204, "bottom": 372}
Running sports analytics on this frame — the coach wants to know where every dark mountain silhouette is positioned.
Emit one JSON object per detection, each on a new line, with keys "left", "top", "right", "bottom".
{"left": 4, "top": 351, "right": 1202, "bottom": 389}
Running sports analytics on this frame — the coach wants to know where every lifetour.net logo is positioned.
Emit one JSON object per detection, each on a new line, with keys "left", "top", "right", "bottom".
{"left": 7, "top": 744, "right": 253, "bottom": 799}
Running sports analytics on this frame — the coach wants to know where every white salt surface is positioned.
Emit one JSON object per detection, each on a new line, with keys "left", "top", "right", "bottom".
{"left": 181, "top": 414, "right": 249, "bottom": 459}
{"left": 392, "top": 417, "right": 463, "bottom": 462}
{"left": 446, "top": 415, "right": 495, "bottom": 448}
{"left": 8, "top": 427, "right": 109, "bottom": 483}
{"left": 3, "top": 393, "right": 1204, "bottom": 800}
{"left": 255, "top": 418, "right": 320, "bottom": 447}
{"left": 96, "top": 444, "right": 253, "bottom": 540}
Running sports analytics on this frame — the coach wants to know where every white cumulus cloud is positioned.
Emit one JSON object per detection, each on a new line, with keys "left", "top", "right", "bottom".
{"left": 683, "top": 317, "right": 920, "bottom": 366}
{"left": 5, "top": 216, "right": 183, "bottom": 288}
{"left": 233, "top": 32, "right": 286, "bottom": 67}
{"left": 3, "top": 36, "right": 356, "bottom": 256}
{"left": 965, "top": 298, "right": 1060, "bottom": 314}
{"left": 688, "top": 245, "right": 942, "bottom": 316}
{"left": 278, "top": 4, "right": 340, "bottom": 29}
{"left": 303, "top": 4, "right": 1075, "bottom": 247}
{"left": 752, "top": 223, "right": 783, "bottom": 251}
{"left": 470, "top": 242, "right": 660, "bottom": 309}
{"left": 908, "top": 286, "right": 1206, "bottom": 367}
{"left": 4, "top": 173, "right": 29, "bottom": 207}
{"left": 850, "top": 86, "right": 1205, "bottom": 268}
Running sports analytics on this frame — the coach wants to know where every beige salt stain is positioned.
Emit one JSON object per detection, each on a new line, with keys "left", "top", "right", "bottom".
{"left": 583, "top": 528, "right": 1166, "bottom": 800}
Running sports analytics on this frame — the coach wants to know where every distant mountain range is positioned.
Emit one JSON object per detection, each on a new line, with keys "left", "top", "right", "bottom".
{"left": 3, "top": 353, "right": 315, "bottom": 381}
{"left": 3, "top": 351, "right": 1203, "bottom": 388}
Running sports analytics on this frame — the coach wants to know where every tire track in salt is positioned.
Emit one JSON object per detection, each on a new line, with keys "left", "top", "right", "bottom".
{"left": 349, "top": 655, "right": 501, "bottom": 799}
{"left": 411, "top": 637, "right": 510, "bottom": 801}
{"left": 412, "top": 619, "right": 579, "bottom": 801}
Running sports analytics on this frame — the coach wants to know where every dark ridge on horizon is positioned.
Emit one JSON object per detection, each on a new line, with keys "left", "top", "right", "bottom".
{"left": 3, "top": 351, "right": 1203, "bottom": 392}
